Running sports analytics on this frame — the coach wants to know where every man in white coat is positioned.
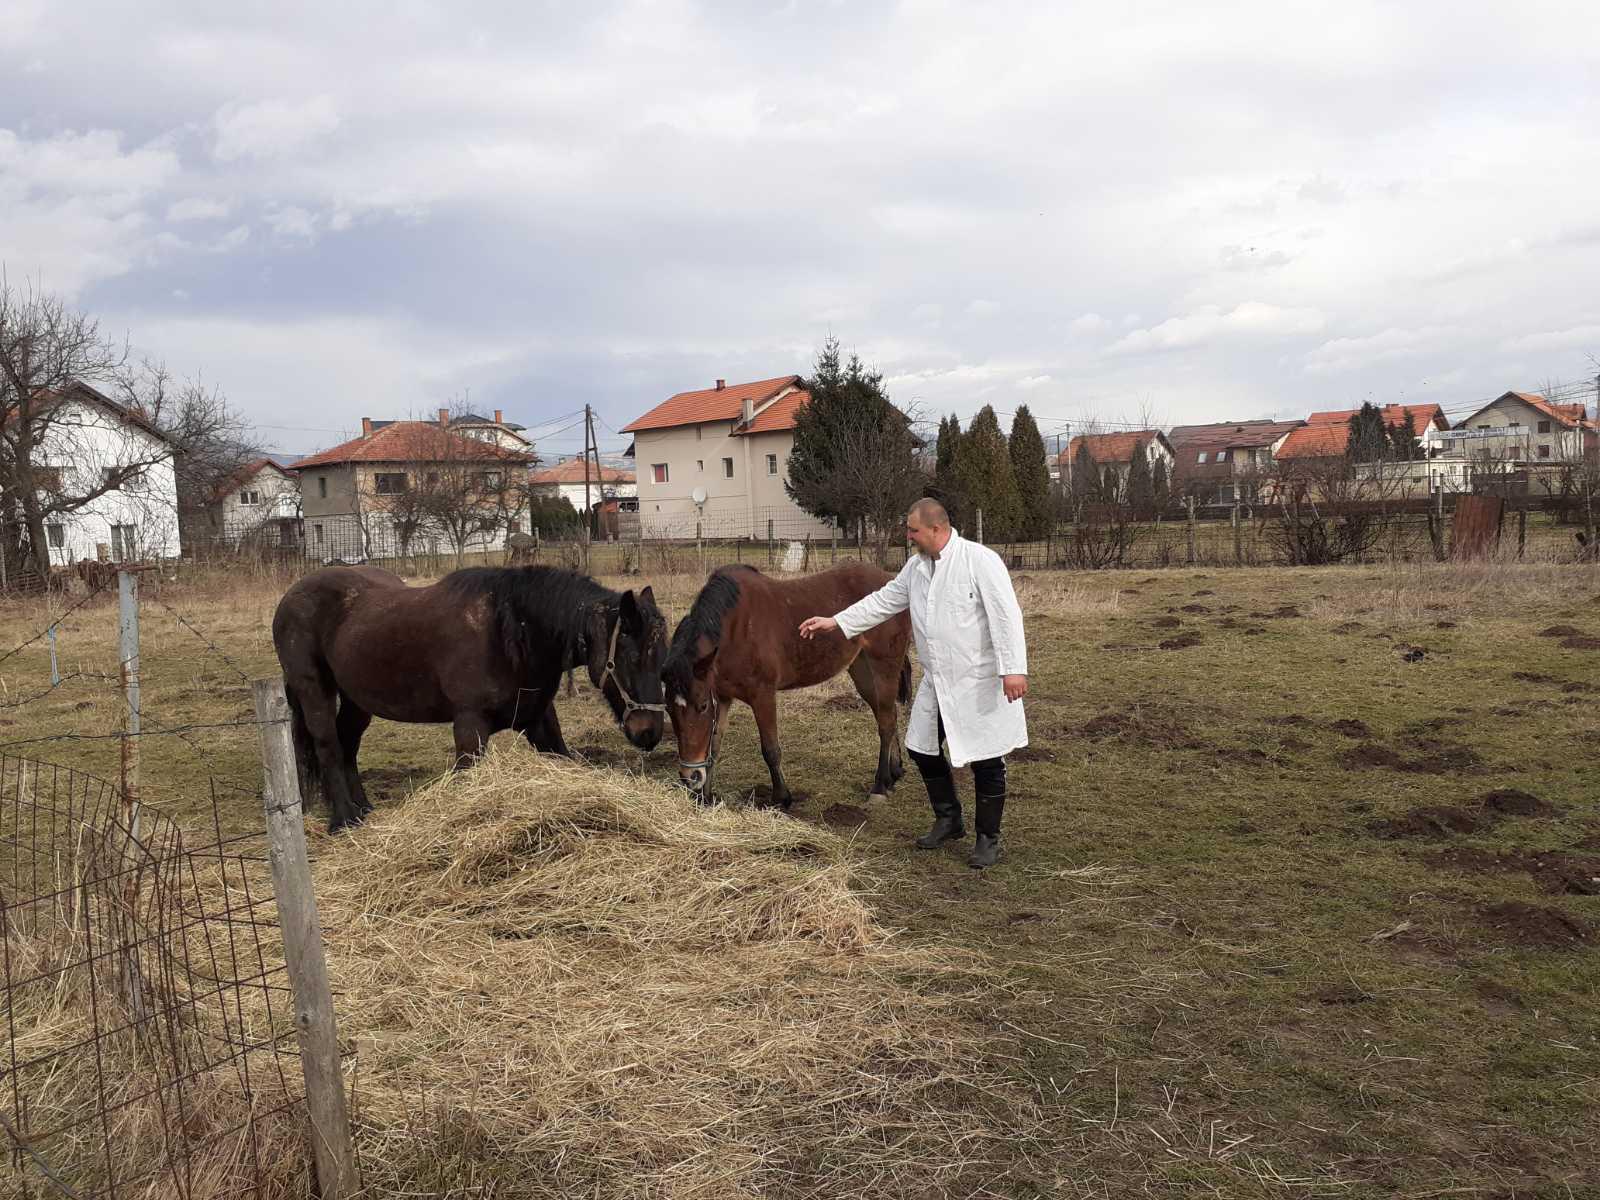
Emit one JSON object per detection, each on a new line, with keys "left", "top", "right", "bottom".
{"left": 799, "top": 498, "right": 1028, "bottom": 868}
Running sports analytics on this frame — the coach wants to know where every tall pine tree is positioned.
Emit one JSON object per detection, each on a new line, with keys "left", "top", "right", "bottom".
{"left": 1125, "top": 441, "right": 1155, "bottom": 519}
{"left": 956, "top": 405, "right": 1021, "bottom": 542}
{"left": 1008, "top": 406, "right": 1051, "bottom": 540}
{"left": 933, "top": 413, "right": 965, "bottom": 521}
{"left": 1151, "top": 456, "right": 1172, "bottom": 514}
{"left": 1346, "top": 402, "right": 1390, "bottom": 463}
{"left": 1070, "top": 442, "right": 1098, "bottom": 509}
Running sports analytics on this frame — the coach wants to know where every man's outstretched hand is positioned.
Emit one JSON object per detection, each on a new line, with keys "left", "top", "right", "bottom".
{"left": 799, "top": 615, "right": 839, "bottom": 640}
{"left": 1003, "top": 674, "right": 1028, "bottom": 702}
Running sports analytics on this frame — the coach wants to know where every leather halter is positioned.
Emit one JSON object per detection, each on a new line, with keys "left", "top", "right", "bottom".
{"left": 597, "top": 612, "right": 667, "bottom": 721}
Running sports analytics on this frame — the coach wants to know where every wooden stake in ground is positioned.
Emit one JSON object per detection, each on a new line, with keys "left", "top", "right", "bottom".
{"left": 253, "top": 677, "right": 359, "bottom": 1199}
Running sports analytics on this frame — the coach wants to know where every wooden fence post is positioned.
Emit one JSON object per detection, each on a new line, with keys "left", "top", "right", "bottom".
{"left": 253, "top": 678, "right": 359, "bottom": 1200}
{"left": 1232, "top": 501, "right": 1242, "bottom": 566}
{"left": 1186, "top": 496, "right": 1197, "bottom": 565}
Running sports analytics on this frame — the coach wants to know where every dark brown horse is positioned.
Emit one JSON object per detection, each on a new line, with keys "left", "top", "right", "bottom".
{"left": 661, "top": 563, "right": 911, "bottom": 807}
{"left": 272, "top": 564, "right": 668, "bottom": 831}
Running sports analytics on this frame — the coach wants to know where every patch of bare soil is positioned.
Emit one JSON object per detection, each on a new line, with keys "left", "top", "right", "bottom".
{"left": 821, "top": 803, "right": 869, "bottom": 829}
{"left": 1332, "top": 621, "right": 1365, "bottom": 634}
{"left": 823, "top": 694, "right": 864, "bottom": 711}
{"left": 1434, "top": 619, "right": 1457, "bottom": 629}
{"left": 1178, "top": 603, "right": 1211, "bottom": 614}
{"left": 1192, "top": 589, "right": 1215, "bottom": 596}
{"left": 1537, "top": 624, "right": 1584, "bottom": 638}
{"left": 1425, "top": 847, "right": 1600, "bottom": 895}
{"left": 1329, "top": 718, "right": 1372, "bottom": 739}
{"left": 1267, "top": 714, "right": 1313, "bottom": 727}
{"left": 1159, "top": 631, "right": 1204, "bottom": 650}
{"left": 1216, "top": 747, "right": 1272, "bottom": 765}
{"left": 1242, "top": 626, "right": 1267, "bottom": 636}
{"left": 1510, "top": 671, "right": 1561, "bottom": 685}
{"left": 1150, "top": 615, "right": 1182, "bottom": 629}
{"left": 1370, "top": 805, "right": 1486, "bottom": 839}
{"left": 1278, "top": 736, "right": 1314, "bottom": 752}
{"left": 1481, "top": 788, "right": 1555, "bottom": 817}
{"left": 1248, "top": 605, "right": 1303, "bottom": 619}
{"left": 1311, "top": 984, "right": 1379, "bottom": 1006}
{"left": 1078, "top": 706, "right": 1192, "bottom": 749}
{"left": 1480, "top": 902, "right": 1593, "bottom": 949}
{"left": 1397, "top": 644, "right": 1428, "bottom": 662}
{"left": 1214, "top": 616, "right": 1240, "bottom": 629}
{"left": 1559, "top": 635, "right": 1600, "bottom": 650}
{"left": 1008, "top": 746, "right": 1057, "bottom": 763}
{"left": 1562, "top": 680, "right": 1599, "bottom": 693}
{"left": 1343, "top": 740, "right": 1484, "bottom": 775}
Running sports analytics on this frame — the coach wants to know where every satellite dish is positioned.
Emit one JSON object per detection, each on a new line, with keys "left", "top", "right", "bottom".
{"left": 690, "top": 486, "right": 707, "bottom": 507}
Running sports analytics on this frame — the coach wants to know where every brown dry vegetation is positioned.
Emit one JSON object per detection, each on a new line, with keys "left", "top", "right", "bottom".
{"left": 2, "top": 557, "right": 1599, "bottom": 1198}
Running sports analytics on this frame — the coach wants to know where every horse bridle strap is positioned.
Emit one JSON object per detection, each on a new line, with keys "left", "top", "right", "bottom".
{"left": 598, "top": 613, "right": 667, "bottom": 719}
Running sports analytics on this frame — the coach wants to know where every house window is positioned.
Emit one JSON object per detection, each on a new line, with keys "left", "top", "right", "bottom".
{"left": 426, "top": 471, "right": 440, "bottom": 487}
{"left": 696, "top": 460, "right": 704, "bottom": 472}
{"left": 314, "top": 524, "right": 325, "bottom": 545}
{"left": 102, "top": 468, "right": 120, "bottom": 490}
{"left": 476, "top": 470, "right": 502, "bottom": 489}
{"left": 240, "top": 489, "right": 261, "bottom": 506}
{"left": 46, "top": 523, "right": 65, "bottom": 549}
{"left": 318, "top": 476, "right": 328, "bottom": 499}
{"left": 766, "top": 453, "right": 778, "bottom": 476}
{"left": 374, "top": 472, "right": 409, "bottom": 495}
{"left": 1538, "top": 420, "right": 1551, "bottom": 433}
{"left": 1539, "top": 445, "right": 1551, "bottom": 459}
{"left": 1197, "top": 452, "right": 1209, "bottom": 464}
{"left": 696, "top": 427, "right": 703, "bottom": 441}
{"left": 652, "top": 463, "right": 669, "bottom": 484}
{"left": 1216, "top": 450, "right": 1228, "bottom": 463}
{"left": 1477, "top": 424, "right": 1490, "bottom": 430}
{"left": 722, "top": 457, "right": 734, "bottom": 478}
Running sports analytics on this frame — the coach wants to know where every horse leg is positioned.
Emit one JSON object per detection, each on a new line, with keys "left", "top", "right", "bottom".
{"left": 522, "top": 703, "right": 574, "bottom": 758}
{"left": 749, "top": 689, "right": 793, "bottom": 809}
{"left": 452, "top": 712, "right": 496, "bottom": 770}
{"left": 336, "top": 699, "right": 374, "bottom": 817}
{"left": 290, "top": 681, "right": 364, "bottom": 833}
{"left": 848, "top": 654, "right": 902, "bottom": 799}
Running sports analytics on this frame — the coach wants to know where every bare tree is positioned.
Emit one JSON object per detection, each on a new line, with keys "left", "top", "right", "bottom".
{"left": 0, "top": 280, "right": 256, "bottom": 576}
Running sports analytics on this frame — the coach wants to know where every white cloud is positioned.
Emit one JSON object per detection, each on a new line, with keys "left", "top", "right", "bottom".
{"left": 1500, "top": 323, "right": 1600, "bottom": 354}
{"left": 1069, "top": 313, "right": 1111, "bottom": 337}
{"left": 966, "top": 299, "right": 1000, "bottom": 317}
{"left": 1016, "top": 374, "right": 1053, "bottom": 390}
{"left": 212, "top": 95, "right": 340, "bottom": 162}
{"left": 1109, "top": 303, "right": 1326, "bottom": 356}
{"left": 1219, "top": 244, "right": 1292, "bottom": 272}
{"left": 166, "top": 196, "right": 231, "bottom": 222}
{"left": 1304, "top": 326, "right": 1453, "bottom": 374}
{"left": 264, "top": 205, "right": 317, "bottom": 240}
{"left": 910, "top": 303, "right": 943, "bottom": 328}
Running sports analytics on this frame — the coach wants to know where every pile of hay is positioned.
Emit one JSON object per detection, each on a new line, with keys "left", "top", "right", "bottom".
{"left": 317, "top": 744, "right": 1035, "bottom": 1197}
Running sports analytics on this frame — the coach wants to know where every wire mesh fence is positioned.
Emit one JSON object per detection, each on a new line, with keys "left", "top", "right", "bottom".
{"left": 0, "top": 757, "right": 305, "bottom": 1199}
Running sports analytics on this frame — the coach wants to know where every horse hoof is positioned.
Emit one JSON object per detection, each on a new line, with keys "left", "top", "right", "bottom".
{"left": 868, "top": 791, "right": 888, "bottom": 802}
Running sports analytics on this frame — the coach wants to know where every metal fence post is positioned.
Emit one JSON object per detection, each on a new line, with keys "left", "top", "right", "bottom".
{"left": 48, "top": 623, "right": 60, "bottom": 686}
{"left": 976, "top": 508, "right": 984, "bottom": 544}
{"left": 253, "top": 677, "right": 359, "bottom": 1199}
{"left": 117, "top": 569, "right": 141, "bottom": 829}
{"left": 1186, "top": 496, "right": 1197, "bottom": 565}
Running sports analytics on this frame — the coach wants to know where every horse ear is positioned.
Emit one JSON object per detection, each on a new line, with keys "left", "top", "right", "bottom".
{"left": 691, "top": 634, "right": 717, "bottom": 677}
{"left": 619, "top": 589, "right": 642, "bottom": 632}
{"left": 637, "top": 585, "right": 656, "bottom": 612}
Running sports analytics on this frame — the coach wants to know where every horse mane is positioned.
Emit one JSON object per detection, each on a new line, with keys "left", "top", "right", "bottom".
{"left": 441, "top": 565, "right": 614, "bottom": 675}
{"left": 663, "top": 565, "right": 754, "bottom": 691}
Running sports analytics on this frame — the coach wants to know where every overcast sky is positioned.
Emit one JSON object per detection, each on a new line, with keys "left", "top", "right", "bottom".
{"left": 3, "top": 1, "right": 1598, "bottom": 460}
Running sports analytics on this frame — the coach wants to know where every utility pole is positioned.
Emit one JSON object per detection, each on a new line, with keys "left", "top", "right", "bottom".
{"left": 582, "top": 404, "right": 594, "bottom": 573}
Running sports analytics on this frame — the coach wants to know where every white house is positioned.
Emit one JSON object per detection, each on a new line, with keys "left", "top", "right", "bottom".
{"left": 527, "top": 459, "right": 637, "bottom": 510}
{"left": 28, "top": 382, "right": 181, "bottom": 566}
{"left": 199, "top": 458, "right": 302, "bottom": 548}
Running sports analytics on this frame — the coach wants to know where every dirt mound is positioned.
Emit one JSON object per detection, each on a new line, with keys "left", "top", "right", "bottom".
{"left": 1427, "top": 847, "right": 1600, "bottom": 895}
{"left": 823, "top": 694, "right": 864, "bottom": 711}
{"left": 1079, "top": 707, "right": 1192, "bottom": 749}
{"left": 1159, "top": 632, "right": 1204, "bottom": 650}
{"left": 1332, "top": 621, "right": 1365, "bottom": 634}
{"left": 1434, "top": 620, "right": 1457, "bottom": 629}
{"left": 1008, "top": 746, "right": 1057, "bottom": 763}
{"left": 1243, "top": 626, "right": 1267, "bottom": 636}
{"left": 1192, "top": 589, "right": 1215, "bottom": 596}
{"left": 1369, "top": 805, "right": 1485, "bottom": 839}
{"left": 1178, "top": 603, "right": 1211, "bottom": 614}
{"left": 1481, "top": 788, "right": 1554, "bottom": 817}
{"left": 1510, "top": 671, "right": 1561, "bottom": 685}
{"left": 1537, "top": 624, "right": 1584, "bottom": 638}
{"left": 1249, "top": 605, "right": 1303, "bottom": 619}
{"left": 1343, "top": 741, "right": 1482, "bottom": 775}
{"left": 1329, "top": 718, "right": 1371, "bottom": 739}
{"left": 1559, "top": 636, "right": 1600, "bottom": 650}
{"left": 821, "top": 804, "right": 869, "bottom": 829}
{"left": 1215, "top": 617, "right": 1240, "bottom": 629}
{"left": 1480, "top": 902, "right": 1593, "bottom": 949}
{"left": 1150, "top": 615, "right": 1182, "bottom": 629}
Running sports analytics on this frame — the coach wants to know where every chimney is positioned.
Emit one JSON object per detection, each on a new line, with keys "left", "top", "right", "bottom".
{"left": 742, "top": 398, "right": 754, "bottom": 425}
{"left": 715, "top": 379, "right": 725, "bottom": 391}
{"left": 361, "top": 417, "right": 373, "bottom": 437}
{"left": 438, "top": 407, "right": 449, "bottom": 427}
{"left": 494, "top": 408, "right": 503, "bottom": 424}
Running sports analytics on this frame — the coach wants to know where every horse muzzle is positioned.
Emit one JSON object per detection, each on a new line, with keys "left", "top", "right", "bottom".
{"left": 623, "top": 711, "right": 663, "bottom": 751}
{"left": 678, "top": 760, "right": 712, "bottom": 804}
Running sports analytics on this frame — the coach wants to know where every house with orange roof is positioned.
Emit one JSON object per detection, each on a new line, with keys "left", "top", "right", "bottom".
{"left": 528, "top": 458, "right": 637, "bottom": 512}
{"left": 621, "top": 376, "right": 835, "bottom": 539}
{"left": 289, "top": 412, "right": 535, "bottom": 560}
{"left": 1429, "top": 392, "right": 1598, "bottom": 485}
{"left": 1273, "top": 403, "right": 1470, "bottom": 495}
{"left": 1058, "top": 429, "right": 1176, "bottom": 499}
{"left": 186, "top": 457, "right": 302, "bottom": 552}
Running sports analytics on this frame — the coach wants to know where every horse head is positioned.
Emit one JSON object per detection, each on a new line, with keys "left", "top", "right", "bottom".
{"left": 583, "top": 586, "right": 668, "bottom": 751}
{"left": 661, "top": 630, "right": 720, "bottom": 804}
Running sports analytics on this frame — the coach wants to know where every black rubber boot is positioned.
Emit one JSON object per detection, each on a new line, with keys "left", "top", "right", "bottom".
{"left": 968, "top": 791, "right": 1005, "bottom": 869}
{"left": 914, "top": 772, "right": 966, "bottom": 849}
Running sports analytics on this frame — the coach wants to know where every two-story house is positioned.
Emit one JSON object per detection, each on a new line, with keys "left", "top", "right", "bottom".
{"left": 622, "top": 376, "right": 834, "bottom": 540}
{"left": 19, "top": 381, "right": 181, "bottom": 567}
{"left": 447, "top": 409, "right": 534, "bottom": 452}
{"left": 1275, "top": 403, "right": 1458, "bottom": 496}
{"left": 1058, "top": 430, "right": 1176, "bottom": 499}
{"left": 1428, "top": 391, "right": 1597, "bottom": 488}
{"left": 527, "top": 459, "right": 637, "bottom": 510}
{"left": 290, "top": 414, "right": 535, "bottom": 561}
{"left": 1167, "top": 419, "right": 1304, "bottom": 507}
{"left": 189, "top": 458, "right": 302, "bottom": 551}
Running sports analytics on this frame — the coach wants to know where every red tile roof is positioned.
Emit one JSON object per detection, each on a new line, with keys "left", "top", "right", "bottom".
{"left": 1167, "top": 419, "right": 1304, "bottom": 451}
{"left": 1279, "top": 404, "right": 1446, "bottom": 459}
{"left": 290, "top": 422, "right": 536, "bottom": 470}
{"left": 1061, "top": 430, "right": 1162, "bottom": 466}
{"left": 733, "top": 388, "right": 810, "bottom": 435}
{"left": 1505, "top": 392, "right": 1594, "bottom": 430}
{"left": 211, "top": 457, "right": 291, "bottom": 501}
{"left": 622, "top": 376, "right": 802, "bottom": 433}
{"left": 528, "top": 460, "right": 635, "bottom": 485}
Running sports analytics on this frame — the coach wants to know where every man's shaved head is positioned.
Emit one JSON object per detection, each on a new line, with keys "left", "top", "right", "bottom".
{"left": 908, "top": 498, "right": 949, "bottom": 527}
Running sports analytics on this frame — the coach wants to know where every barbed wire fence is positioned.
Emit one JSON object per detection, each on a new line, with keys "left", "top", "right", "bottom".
{"left": 0, "top": 568, "right": 355, "bottom": 1199}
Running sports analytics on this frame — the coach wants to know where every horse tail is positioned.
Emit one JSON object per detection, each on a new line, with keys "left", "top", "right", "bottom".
{"left": 284, "top": 684, "right": 323, "bottom": 811}
{"left": 898, "top": 656, "right": 912, "bottom": 706}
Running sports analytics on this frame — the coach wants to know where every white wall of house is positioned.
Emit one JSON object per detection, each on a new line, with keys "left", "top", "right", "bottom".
{"left": 632, "top": 422, "right": 832, "bottom": 539}
{"left": 534, "top": 479, "right": 639, "bottom": 510}
{"left": 35, "top": 398, "right": 180, "bottom": 566}
{"left": 1428, "top": 395, "right": 1587, "bottom": 464}
{"left": 218, "top": 465, "right": 300, "bottom": 530}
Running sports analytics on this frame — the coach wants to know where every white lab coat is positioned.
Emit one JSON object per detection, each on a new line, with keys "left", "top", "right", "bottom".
{"left": 834, "top": 530, "right": 1028, "bottom": 767}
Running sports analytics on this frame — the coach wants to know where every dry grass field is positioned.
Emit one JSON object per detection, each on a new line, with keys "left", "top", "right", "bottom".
{"left": 1, "top": 557, "right": 1597, "bottom": 1198}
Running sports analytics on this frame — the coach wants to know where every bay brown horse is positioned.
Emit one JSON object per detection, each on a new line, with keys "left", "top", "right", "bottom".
{"left": 661, "top": 563, "right": 911, "bottom": 807}
{"left": 272, "top": 564, "right": 668, "bottom": 832}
